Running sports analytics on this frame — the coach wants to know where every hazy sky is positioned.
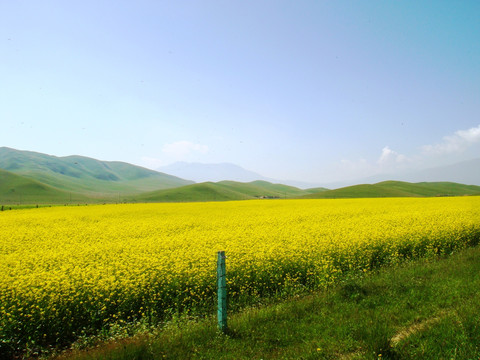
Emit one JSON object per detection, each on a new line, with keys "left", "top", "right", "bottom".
{"left": 1, "top": 1, "right": 479, "bottom": 183}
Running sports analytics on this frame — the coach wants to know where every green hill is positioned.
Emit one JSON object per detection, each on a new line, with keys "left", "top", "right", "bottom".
{"left": 130, "top": 180, "right": 310, "bottom": 202}
{"left": 217, "top": 180, "right": 308, "bottom": 198}
{"left": 376, "top": 181, "right": 480, "bottom": 196}
{"left": 130, "top": 182, "right": 248, "bottom": 202}
{"left": 0, "top": 148, "right": 314, "bottom": 204}
{"left": 0, "top": 147, "right": 193, "bottom": 197}
{"left": 3, "top": 148, "right": 479, "bottom": 204}
{"left": 303, "top": 186, "right": 330, "bottom": 194}
{"left": 126, "top": 180, "right": 480, "bottom": 203}
{"left": 303, "top": 181, "right": 480, "bottom": 199}
{"left": 0, "top": 168, "right": 91, "bottom": 204}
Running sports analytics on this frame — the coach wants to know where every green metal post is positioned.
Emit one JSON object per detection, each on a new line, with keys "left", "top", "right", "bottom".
{"left": 217, "top": 251, "right": 227, "bottom": 332}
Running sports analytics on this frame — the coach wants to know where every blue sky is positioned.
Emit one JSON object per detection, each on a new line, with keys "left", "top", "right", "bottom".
{"left": 1, "top": 1, "right": 479, "bottom": 184}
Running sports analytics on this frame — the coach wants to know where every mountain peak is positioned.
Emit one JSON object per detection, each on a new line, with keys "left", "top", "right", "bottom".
{"left": 157, "top": 162, "right": 269, "bottom": 183}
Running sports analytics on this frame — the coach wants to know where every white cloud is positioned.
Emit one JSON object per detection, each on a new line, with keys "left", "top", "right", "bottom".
{"left": 422, "top": 124, "right": 480, "bottom": 155}
{"left": 378, "top": 146, "right": 408, "bottom": 165}
{"left": 162, "top": 140, "right": 209, "bottom": 159}
{"left": 325, "top": 124, "right": 480, "bottom": 184}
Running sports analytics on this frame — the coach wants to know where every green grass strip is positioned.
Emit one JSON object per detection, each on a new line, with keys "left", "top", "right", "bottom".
{"left": 54, "top": 245, "right": 480, "bottom": 360}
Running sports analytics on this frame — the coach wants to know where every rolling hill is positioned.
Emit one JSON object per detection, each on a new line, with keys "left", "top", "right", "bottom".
{"left": 129, "top": 180, "right": 314, "bottom": 202}
{"left": 129, "top": 180, "right": 480, "bottom": 203}
{"left": 157, "top": 161, "right": 323, "bottom": 189}
{"left": 0, "top": 147, "right": 193, "bottom": 197}
{"left": 1, "top": 147, "right": 479, "bottom": 204}
{"left": 325, "top": 158, "right": 480, "bottom": 188}
{"left": 0, "top": 168, "right": 91, "bottom": 204}
{"left": 130, "top": 182, "right": 247, "bottom": 202}
{"left": 220, "top": 180, "right": 311, "bottom": 198}
{"left": 302, "top": 181, "right": 480, "bottom": 199}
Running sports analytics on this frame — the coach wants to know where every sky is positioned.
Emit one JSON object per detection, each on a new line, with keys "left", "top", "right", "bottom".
{"left": 1, "top": 1, "right": 479, "bottom": 184}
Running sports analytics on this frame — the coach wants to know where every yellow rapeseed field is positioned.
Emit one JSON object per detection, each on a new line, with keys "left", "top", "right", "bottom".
{"left": 1, "top": 197, "right": 479, "bottom": 354}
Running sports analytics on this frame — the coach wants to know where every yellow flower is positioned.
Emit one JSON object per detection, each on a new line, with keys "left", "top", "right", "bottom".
{"left": 0, "top": 197, "right": 478, "bottom": 349}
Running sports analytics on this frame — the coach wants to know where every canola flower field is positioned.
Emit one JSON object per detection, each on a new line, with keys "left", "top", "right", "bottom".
{"left": 1, "top": 197, "right": 479, "bottom": 356}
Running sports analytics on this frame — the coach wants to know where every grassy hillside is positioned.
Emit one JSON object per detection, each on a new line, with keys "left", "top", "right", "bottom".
{"left": 0, "top": 169, "right": 91, "bottom": 204}
{"left": 217, "top": 180, "right": 309, "bottom": 198}
{"left": 57, "top": 245, "right": 480, "bottom": 360}
{"left": 0, "top": 147, "right": 193, "bottom": 196}
{"left": 378, "top": 180, "right": 480, "bottom": 196}
{"left": 303, "top": 186, "right": 330, "bottom": 194}
{"left": 2, "top": 147, "right": 479, "bottom": 203}
{"left": 130, "top": 180, "right": 480, "bottom": 203}
{"left": 303, "top": 181, "right": 480, "bottom": 199}
{"left": 129, "top": 182, "right": 249, "bottom": 202}
{"left": 130, "top": 180, "right": 310, "bottom": 202}
{"left": 248, "top": 180, "right": 313, "bottom": 196}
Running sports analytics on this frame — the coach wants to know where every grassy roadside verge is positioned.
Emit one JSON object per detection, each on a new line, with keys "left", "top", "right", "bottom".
{"left": 53, "top": 245, "right": 480, "bottom": 360}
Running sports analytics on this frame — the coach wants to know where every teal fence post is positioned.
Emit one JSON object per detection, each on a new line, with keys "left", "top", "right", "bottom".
{"left": 217, "top": 251, "right": 227, "bottom": 332}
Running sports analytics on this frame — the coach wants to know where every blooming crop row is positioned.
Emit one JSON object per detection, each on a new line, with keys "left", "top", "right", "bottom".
{"left": 0, "top": 197, "right": 479, "bottom": 356}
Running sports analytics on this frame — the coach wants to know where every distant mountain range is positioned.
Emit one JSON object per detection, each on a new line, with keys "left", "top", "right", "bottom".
{"left": 159, "top": 159, "right": 480, "bottom": 189}
{"left": 158, "top": 162, "right": 266, "bottom": 183}
{"left": 0, "top": 147, "right": 479, "bottom": 204}
{"left": 127, "top": 180, "right": 479, "bottom": 203}
{"left": 129, "top": 180, "right": 321, "bottom": 203}
{"left": 302, "top": 181, "right": 480, "bottom": 199}
{"left": 157, "top": 162, "right": 321, "bottom": 189}
{"left": 0, "top": 147, "right": 193, "bottom": 201}
{"left": 326, "top": 158, "right": 480, "bottom": 188}
{"left": 397, "top": 158, "right": 480, "bottom": 185}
